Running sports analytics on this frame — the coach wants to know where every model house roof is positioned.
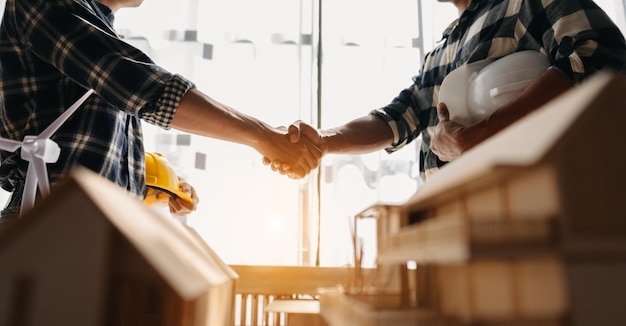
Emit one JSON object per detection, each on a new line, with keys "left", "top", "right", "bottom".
{"left": 406, "top": 71, "right": 626, "bottom": 211}
{"left": 0, "top": 167, "right": 237, "bottom": 325}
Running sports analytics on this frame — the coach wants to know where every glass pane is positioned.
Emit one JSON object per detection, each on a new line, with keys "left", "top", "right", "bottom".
{"left": 2, "top": 0, "right": 624, "bottom": 269}
{"left": 114, "top": 0, "right": 319, "bottom": 266}
{"left": 318, "top": 0, "right": 426, "bottom": 267}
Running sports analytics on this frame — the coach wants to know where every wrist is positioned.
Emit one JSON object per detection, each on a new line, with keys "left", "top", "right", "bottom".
{"left": 464, "top": 119, "right": 490, "bottom": 151}
{"left": 320, "top": 129, "right": 338, "bottom": 154}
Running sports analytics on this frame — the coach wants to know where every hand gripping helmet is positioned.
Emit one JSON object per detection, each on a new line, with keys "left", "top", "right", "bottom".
{"left": 144, "top": 152, "right": 193, "bottom": 205}
{"left": 439, "top": 50, "right": 551, "bottom": 126}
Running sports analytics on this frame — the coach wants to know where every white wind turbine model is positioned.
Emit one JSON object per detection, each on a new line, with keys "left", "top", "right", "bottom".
{"left": 0, "top": 89, "right": 94, "bottom": 216}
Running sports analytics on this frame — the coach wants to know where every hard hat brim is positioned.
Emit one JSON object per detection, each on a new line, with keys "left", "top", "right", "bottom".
{"left": 148, "top": 185, "right": 193, "bottom": 203}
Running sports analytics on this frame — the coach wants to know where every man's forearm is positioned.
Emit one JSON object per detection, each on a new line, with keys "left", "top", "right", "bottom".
{"left": 171, "top": 88, "right": 321, "bottom": 179}
{"left": 171, "top": 88, "right": 266, "bottom": 147}
{"left": 324, "top": 115, "right": 395, "bottom": 154}
{"left": 473, "top": 68, "right": 573, "bottom": 148}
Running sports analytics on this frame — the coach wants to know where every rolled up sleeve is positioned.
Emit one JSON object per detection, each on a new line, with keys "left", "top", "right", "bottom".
{"left": 139, "top": 74, "right": 195, "bottom": 129}
{"left": 17, "top": 0, "right": 195, "bottom": 127}
{"left": 523, "top": 0, "right": 626, "bottom": 84}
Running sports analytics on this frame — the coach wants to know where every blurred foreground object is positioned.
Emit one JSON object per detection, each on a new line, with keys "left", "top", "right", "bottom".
{"left": 0, "top": 167, "right": 237, "bottom": 326}
{"left": 320, "top": 71, "right": 626, "bottom": 326}
{"left": 0, "top": 90, "right": 94, "bottom": 216}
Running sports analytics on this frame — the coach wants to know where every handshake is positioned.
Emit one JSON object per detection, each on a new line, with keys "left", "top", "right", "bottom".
{"left": 257, "top": 103, "right": 484, "bottom": 181}
{"left": 260, "top": 120, "right": 326, "bottom": 180}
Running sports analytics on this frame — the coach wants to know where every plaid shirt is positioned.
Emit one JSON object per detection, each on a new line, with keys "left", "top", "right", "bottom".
{"left": 372, "top": 0, "right": 626, "bottom": 180}
{"left": 0, "top": 0, "right": 194, "bottom": 199}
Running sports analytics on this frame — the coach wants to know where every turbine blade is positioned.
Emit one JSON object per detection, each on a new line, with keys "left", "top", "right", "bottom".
{"left": 21, "top": 162, "right": 38, "bottom": 215}
{"left": 40, "top": 89, "right": 94, "bottom": 139}
{"left": 33, "top": 158, "right": 51, "bottom": 197}
{"left": 0, "top": 138, "right": 23, "bottom": 152}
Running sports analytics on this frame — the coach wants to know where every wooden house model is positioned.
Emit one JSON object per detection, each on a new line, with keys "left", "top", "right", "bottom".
{"left": 0, "top": 167, "right": 238, "bottom": 326}
{"left": 320, "top": 71, "right": 626, "bottom": 326}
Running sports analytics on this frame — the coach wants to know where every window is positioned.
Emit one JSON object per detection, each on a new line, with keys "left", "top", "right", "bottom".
{"left": 0, "top": 0, "right": 624, "bottom": 268}
{"left": 113, "top": 0, "right": 434, "bottom": 267}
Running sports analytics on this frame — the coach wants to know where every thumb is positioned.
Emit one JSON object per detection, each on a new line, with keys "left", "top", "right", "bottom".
{"left": 299, "top": 122, "right": 321, "bottom": 144}
{"left": 437, "top": 103, "right": 450, "bottom": 121}
{"left": 288, "top": 120, "right": 303, "bottom": 143}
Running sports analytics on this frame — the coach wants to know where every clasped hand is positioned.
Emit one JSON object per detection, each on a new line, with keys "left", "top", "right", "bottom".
{"left": 169, "top": 177, "right": 199, "bottom": 216}
{"left": 262, "top": 121, "right": 324, "bottom": 178}
{"left": 262, "top": 103, "right": 479, "bottom": 174}
{"left": 431, "top": 103, "right": 484, "bottom": 162}
{"left": 258, "top": 123, "right": 323, "bottom": 179}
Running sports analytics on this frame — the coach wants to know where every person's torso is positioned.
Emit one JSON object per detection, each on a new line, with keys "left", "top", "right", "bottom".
{"left": 0, "top": 0, "right": 146, "bottom": 196}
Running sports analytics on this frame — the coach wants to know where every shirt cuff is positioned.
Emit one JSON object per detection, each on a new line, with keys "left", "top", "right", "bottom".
{"left": 370, "top": 109, "right": 404, "bottom": 153}
{"left": 141, "top": 74, "right": 195, "bottom": 129}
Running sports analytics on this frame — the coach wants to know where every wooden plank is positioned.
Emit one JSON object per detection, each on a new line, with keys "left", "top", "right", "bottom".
{"left": 265, "top": 300, "right": 320, "bottom": 314}
{"left": 230, "top": 265, "right": 370, "bottom": 295}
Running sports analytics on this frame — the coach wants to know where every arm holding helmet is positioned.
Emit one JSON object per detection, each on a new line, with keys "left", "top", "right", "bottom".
{"left": 431, "top": 67, "right": 572, "bottom": 161}
{"left": 144, "top": 152, "right": 199, "bottom": 216}
{"left": 168, "top": 177, "right": 199, "bottom": 216}
{"left": 263, "top": 0, "right": 626, "bottom": 175}
{"left": 269, "top": 66, "right": 572, "bottom": 172}
{"left": 432, "top": 0, "right": 626, "bottom": 161}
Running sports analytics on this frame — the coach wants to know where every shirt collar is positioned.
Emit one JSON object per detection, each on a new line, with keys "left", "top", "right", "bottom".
{"left": 440, "top": 0, "right": 488, "bottom": 40}
{"left": 94, "top": 1, "right": 115, "bottom": 26}
{"left": 466, "top": 0, "right": 487, "bottom": 11}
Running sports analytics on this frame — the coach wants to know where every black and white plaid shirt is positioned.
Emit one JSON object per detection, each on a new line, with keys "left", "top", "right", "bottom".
{"left": 0, "top": 0, "right": 194, "bottom": 199}
{"left": 372, "top": 0, "right": 626, "bottom": 180}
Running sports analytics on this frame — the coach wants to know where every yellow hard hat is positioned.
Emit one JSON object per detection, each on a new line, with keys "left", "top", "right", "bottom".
{"left": 144, "top": 152, "right": 193, "bottom": 205}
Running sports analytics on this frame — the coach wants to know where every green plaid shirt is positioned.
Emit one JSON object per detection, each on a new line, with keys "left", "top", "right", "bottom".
{"left": 0, "top": 0, "right": 194, "bottom": 199}
{"left": 372, "top": 0, "right": 626, "bottom": 180}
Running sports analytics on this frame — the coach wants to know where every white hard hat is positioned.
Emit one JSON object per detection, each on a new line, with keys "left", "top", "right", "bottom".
{"left": 439, "top": 50, "right": 550, "bottom": 126}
